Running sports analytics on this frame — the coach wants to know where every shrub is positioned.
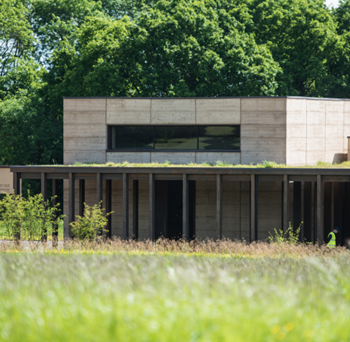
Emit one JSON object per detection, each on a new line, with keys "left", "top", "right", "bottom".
{"left": 0, "top": 192, "right": 63, "bottom": 240}
{"left": 69, "top": 203, "right": 112, "bottom": 241}
{"left": 268, "top": 222, "right": 302, "bottom": 244}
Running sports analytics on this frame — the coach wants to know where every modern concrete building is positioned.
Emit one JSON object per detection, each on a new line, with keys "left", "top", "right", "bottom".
{"left": 10, "top": 97, "right": 350, "bottom": 244}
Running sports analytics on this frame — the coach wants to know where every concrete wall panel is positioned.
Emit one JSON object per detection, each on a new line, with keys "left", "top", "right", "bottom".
{"left": 307, "top": 111, "right": 326, "bottom": 125}
{"left": 64, "top": 137, "right": 106, "bottom": 151}
{"left": 257, "top": 182, "right": 282, "bottom": 240}
{"left": 306, "top": 100, "right": 325, "bottom": 113}
{"left": 307, "top": 125, "right": 325, "bottom": 138}
{"left": 151, "top": 99, "right": 195, "bottom": 124}
{"left": 286, "top": 151, "right": 306, "bottom": 165}
{"left": 222, "top": 181, "right": 241, "bottom": 240}
{"left": 64, "top": 99, "right": 106, "bottom": 112}
{"left": 241, "top": 98, "right": 286, "bottom": 112}
{"left": 64, "top": 112, "right": 107, "bottom": 125}
{"left": 195, "top": 181, "right": 216, "bottom": 239}
{"left": 242, "top": 125, "right": 286, "bottom": 139}
{"left": 241, "top": 112, "right": 286, "bottom": 125}
{"left": 107, "top": 99, "right": 151, "bottom": 124}
{"left": 107, "top": 152, "right": 151, "bottom": 164}
{"left": 287, "top": 138, "right": 306, "bottom": 151}
{"left": 307, "top": 138, "right": 326, "bottom": 151}
{"left": 286, "top": 99, "right": 307, "bottom": 115}
{"left": 64, "top": 151, "right": 106, "bottom": 164}
{"left": 196, "top": 99, "right": 240, "bottom": 124}
{"left": 150, "top": 152, "right": 196, "bottom": 164}
{"left": 286, "top": 125, "right": 306, "bottom": 138}
{"left": 306, "top": 151, "right": 326, "bottom": 165}
{"left": 195, "top": 152, "right": 240, "bottom": 164}
{"left": 241, "top": 152, "right": 286, "bottom": 164}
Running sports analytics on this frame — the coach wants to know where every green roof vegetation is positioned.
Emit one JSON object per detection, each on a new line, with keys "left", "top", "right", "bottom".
{"left": 62, "top": 160, "right": 350, "bottom": 169}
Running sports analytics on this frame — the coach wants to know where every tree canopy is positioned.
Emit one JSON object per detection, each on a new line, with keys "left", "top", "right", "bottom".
{"left": 0, "top": 0, "right": 350, "bottom": 165}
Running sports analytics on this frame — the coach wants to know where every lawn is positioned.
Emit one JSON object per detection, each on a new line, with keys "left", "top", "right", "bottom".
{"left": 0, "top": 241, "right": 349, "bottom": 341}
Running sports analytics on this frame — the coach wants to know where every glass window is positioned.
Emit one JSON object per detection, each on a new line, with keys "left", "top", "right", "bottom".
{"left": 198, "top": 126, "right": 240, "bottom": 150}
{"left": 110, "top": 126, "right": 154, "bottom": 150}
{"left": 154, "top": 126, "right": 197, "bottom": 150}
{"left": 108, "top": 125, "right": 240, "bottom": 150}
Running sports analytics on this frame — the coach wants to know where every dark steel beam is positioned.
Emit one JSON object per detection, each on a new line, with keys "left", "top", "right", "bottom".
{"left": 68, "top": 172, "right": 75, "bottom": 239}
{"left": 79, "top": 179, "right": 85, "bottom": 217}
{"left": 217, "top": 174, "right": 222, "bottom": 239}
{"left": 106, "top": 180, "right": 112, "bottom": 239}
{"left": 316, "top": 175, "right": 324, "bottom": 243}
{"left": 133, "top": 180, "right": 139, "bottom": 240}
{"left": 183, "top": 174, "right": 189, "bottom": 240}
{"left": 283, "top": 175, "right": 289, "bottom": 232}
{"left": 41, "top": 172, "right": 48, "bottom": 242}
{"left": 13, "top": 172, "right": 21, "bottom": 195}
{"left": 11, "top": 165, "right": 350, "bottom": 177}
{"left": 52, "top": 179, "right": 58, "bottom": 247}
{"left": 123, "top": 173, "right": 129, "bottom": 239}
{"left": 149, "top": 174, "right": 155, "bottom": 240}
{"left": 96, "top": 173, "right": 102, "bottom": 205}
{"left": 250, "top": 174, "right": 258, "bottom": 242}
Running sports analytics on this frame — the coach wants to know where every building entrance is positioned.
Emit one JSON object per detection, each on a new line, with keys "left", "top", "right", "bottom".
{"left": 155, "top": 180, "right": 195, "bottom": 239}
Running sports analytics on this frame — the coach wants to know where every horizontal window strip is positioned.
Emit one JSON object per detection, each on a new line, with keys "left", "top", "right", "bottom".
{"left": 108, "top": 125, "right": 240, "bottom": 151}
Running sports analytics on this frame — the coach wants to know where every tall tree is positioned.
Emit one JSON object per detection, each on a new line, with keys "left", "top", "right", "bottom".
{"left": 227, "top": 0, "right": 340, "bottom": 96}
{"left": 47, "top": 0, "right": 280, "bottom": 98}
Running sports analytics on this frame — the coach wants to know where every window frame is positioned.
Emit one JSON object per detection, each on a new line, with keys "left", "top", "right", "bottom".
{"left": 107, "top": 125, "right": 241, "bottom": 152}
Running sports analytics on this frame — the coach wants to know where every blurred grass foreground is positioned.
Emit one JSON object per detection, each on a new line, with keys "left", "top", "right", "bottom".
{"left": 0, "top": 239, "right": 350, "bottom": 341}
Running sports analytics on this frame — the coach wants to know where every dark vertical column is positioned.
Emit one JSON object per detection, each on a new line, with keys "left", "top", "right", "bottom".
{"left": 13, "top": 172, "right": 21, "bottom": 195}
{"left": 41, "top": 172, "right": 47, "bottom": 242}
{"left": 301, "top": 182, "right": 305, "bottom": 241}
{"left": 316, "top": 175, "right": 324, "bottom": 243}
{"left": 250, "top": 174, "right": 258, "bottom": 242}
{"left": 106, "top": 180, "right": 112, "bottom": 239}
{"left": 79, "top": 179, "right": 85, "bottom": 217}
{"left": 149, "top": 174, "right": 155, "bottom": 240}
{"left": 133, "top": 180, "right": 139, "bottom": 240}
{"left": 324, "top": 182, "right": 332, "bottom": 242}
{"left": 189, "top": 181, "right": 196, "bottom": 240}
{"left": 68, "top": 172, "right": 75, "bottom": 239}
{"left": 303, "top": 182, "right": 312, "bottom": 242}
{"left": 183, "top": 174, "right": 190, "bottom": 240}
{"left": 216, "top": 174, "right": 222, "bottom": 240}
{"left": 52, "top": 179, "right": 58, "bottom": 247}
{"left": 96, "top": 173, "right": 102, "bottom": 204}
{"left": 341, "top": 183, "right": 347, "bottom": 246}
{"left": 283, "top": 175, "right": 289, "bottom": 232}
{"left": 311, "top": 182, "right": 315, "bottom": 243}
{"left": 123, "top": 173, "right": 129, "bottom": 239}
{"left": 293, "top": 182, "right": 302, "bottom": 234}
{"left": 13, "top": 172, "right": 21, "bottom": 241}
{"left": 96, "top": 173, "right": 103, "bottom": 237}
{"left": 331, "top": 182, "right": 334, "bottom": 232}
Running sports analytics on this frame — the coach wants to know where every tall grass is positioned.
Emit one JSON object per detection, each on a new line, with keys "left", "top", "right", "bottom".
{"left": 0, "top": 252, "right": 350, "bottom": 341}
{"left": 0, "top": 238, "right": 348, "bottom": 258}
{"left": 68, "top": 160, "right": 350, "bottom": 168}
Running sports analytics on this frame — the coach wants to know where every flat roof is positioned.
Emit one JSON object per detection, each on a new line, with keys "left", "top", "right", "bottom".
{"left": 9, "top": 166, "right": 350, "bottom": 177}
{"left": 63, "top": 96, "right": 350, "bottom": 101}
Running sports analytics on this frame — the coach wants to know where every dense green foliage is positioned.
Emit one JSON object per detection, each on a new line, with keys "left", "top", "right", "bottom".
{"left": 1, "top": 0, "right": 350, "bottom": 165}
{"left": 0, "top": 192, "right": 63, "bottom": 240}
{"left": 70, "top": 202, "right": 111, "bottom": 240}
{"left": 0, "top": 253, "right": 349, "bottom": 341}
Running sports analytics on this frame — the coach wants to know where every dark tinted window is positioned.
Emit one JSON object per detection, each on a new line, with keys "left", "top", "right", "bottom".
{"left": 154, "top": 126, "right": 197, "bottom": 150}
{"left": 198, "top": 126, "right": 240, "bottom": 150}
{"left": 108, "top": 125, "right": 240, "bottom": 150}
{"left": 110, "top": 126, "right": 153, "bottom": 150}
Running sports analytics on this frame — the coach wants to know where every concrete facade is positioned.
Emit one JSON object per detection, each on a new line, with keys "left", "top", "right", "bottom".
{"left": 64, "top": 97, "right": 350, "bottom": 166}
{"left": 62, "top": 97, "right": 350, "bottom": 241}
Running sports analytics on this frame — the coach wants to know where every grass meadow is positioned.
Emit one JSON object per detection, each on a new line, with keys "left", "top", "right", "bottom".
{"left": 0, "top": 240, "right": 350, "bottom": 341}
